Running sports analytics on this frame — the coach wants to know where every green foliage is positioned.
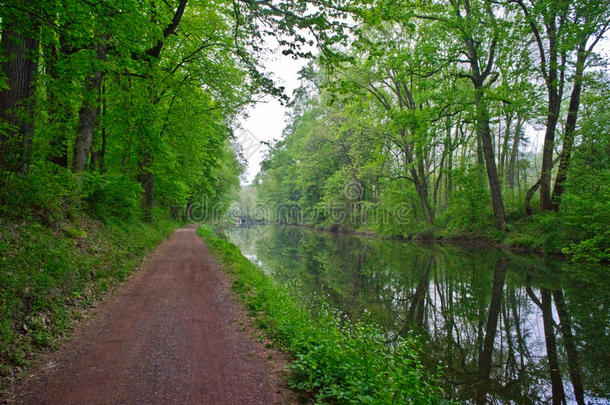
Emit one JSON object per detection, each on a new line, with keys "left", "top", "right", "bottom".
{"left": 557, "top": 90, "right": 610, "bottom": 262}
{"left": 443, "top": 166, "right": 493, "bottom": 234}
{"left": 83, "top": 173, "right": 142, "bottom": 221}
{"left": 197, "top": 225, "right": 447, "bottom": 404}
{"left": 0, "top": 163, "right": 79, "bottom": 219}
{"left": 0, "top": 0, "right": 266, "bottom": 383}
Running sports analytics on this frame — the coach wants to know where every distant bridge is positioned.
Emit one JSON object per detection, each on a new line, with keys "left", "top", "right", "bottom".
{"left": 232, "top": 215, "right": 265, "bottom": 226}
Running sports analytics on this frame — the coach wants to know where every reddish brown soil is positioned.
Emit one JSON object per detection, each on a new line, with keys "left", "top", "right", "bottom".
{"left": 2, "top": 225, "right": 295, "bottom": 404}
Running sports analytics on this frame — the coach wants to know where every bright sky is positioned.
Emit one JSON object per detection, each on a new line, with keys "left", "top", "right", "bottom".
{"left": 235, "top": 39, "right": 307, "bottom": 184}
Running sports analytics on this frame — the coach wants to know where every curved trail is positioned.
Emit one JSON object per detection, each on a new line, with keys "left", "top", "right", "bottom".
{"left": 4, "top": 225, "right": 293, "bottom": 404}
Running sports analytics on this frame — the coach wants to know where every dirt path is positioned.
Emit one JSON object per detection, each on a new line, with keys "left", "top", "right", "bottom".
{"left": 3, "top": 225, "right": 294, "bottom": 405}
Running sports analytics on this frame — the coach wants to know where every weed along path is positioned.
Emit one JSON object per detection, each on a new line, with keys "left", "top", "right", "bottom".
{"left": 3, "top": 225, "right": 293, "bottom": 405}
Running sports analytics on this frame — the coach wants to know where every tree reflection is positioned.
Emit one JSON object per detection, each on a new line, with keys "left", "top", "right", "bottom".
{"left": 227, "top": 225, "right": 609, "bottom": 404}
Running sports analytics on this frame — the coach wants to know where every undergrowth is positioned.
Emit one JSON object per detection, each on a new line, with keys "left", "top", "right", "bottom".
{"left": 197, "top": 224, "right": 448, "bottom": 404}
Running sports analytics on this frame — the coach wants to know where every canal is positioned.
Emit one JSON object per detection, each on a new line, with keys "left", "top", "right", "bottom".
{"left": 225, "top": 225, "right": 609, "bottom": 404}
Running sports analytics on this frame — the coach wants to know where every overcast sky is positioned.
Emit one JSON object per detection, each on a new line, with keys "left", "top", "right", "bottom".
{"left": 235, "top": 40, "right": 306, "bottom": 184}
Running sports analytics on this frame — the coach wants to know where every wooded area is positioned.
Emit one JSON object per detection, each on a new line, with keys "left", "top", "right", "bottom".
{"left": 254, "top": 0, "right": 610, "bottom": 262}
{"left": 0, "top": 0, "right": 608, "bottom": 401}
{"left": 0, "top": 0, "right": 346, "bottom": 223}
{"left": 0, "top": 0, "right": 608, "bottom": 259}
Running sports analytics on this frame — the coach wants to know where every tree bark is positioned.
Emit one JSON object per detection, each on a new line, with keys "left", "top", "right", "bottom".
{"left": 551, "top": 40, "right": 586, "bottom": 211}
{"left": 506, "top": 117, "right": 523, "bottom": 190}
{"left": 499, "top": 113, "right": 512, "bottom": 180}
{"left": 99, "top": 80, "right": 107, "bottom": 174}
{"left": 538, "top": 17, "right": 564, "bottom": 212}
{"left": 525, "top": 178, "right": 541, "bottom": 216}
{"left": 409, "top": 163, "right": 434, "bottom": 224}
{"left": 72, "top": 44, "right": 106, "bottom": 172}
{"left": 402, "top": 130, "right": 434, "bottom": 224}
{"left": 474, "top": 87, "right": 506, "bottom": 230}
{"left": 445, "top": 127, "right": 454, "bottom": 207}
{"left": 540, "top": 87, "right": 560, "bottom": 211}
{"left": 0, "top": 6, "right": 39, "bottom": 175}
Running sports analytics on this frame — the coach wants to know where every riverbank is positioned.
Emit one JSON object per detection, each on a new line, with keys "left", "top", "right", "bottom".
{"left": 0, "top": 214, "right": 179, "bottom": 389}
{"left": 294, "top": 215, "right": 595, "bottom": 260}
{"left": 196, "top": 224, "right": 448, "bottom": 404}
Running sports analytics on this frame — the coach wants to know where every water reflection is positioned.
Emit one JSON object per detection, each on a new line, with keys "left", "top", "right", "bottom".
{"left": 226, "top": 225, "right": 610, "bottom": 404}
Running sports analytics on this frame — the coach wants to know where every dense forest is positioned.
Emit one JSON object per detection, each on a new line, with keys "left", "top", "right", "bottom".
{"left": 254, "top": 0, "right": 610, "bottom": 262}
{"left": 0, "top": 0, "right": 607, "bottom": 253}
{"left": 0, "top": 0, "right": 289, "bottom": 222}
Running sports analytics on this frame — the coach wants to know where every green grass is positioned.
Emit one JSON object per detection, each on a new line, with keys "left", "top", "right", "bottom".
{"left": 0, "top": 213, "right": 178, "bottom": 386}
{"left": 197, "top": 224, "right": 448, "bottom": 404}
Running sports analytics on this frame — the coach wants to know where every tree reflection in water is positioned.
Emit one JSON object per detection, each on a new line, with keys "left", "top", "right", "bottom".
{"left": 226, "top": 225, "right": 610, "bottom": 404}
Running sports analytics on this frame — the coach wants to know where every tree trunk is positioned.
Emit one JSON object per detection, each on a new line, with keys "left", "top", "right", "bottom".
{"left": 72, "top": 44, "right": 106, "bottom": 172}
{"left": 474, "top": 87, "right": 506, "bottom": 230}
{"left": 0, "top": 8, "right": 39, "bottom": 175}
{"left": 170, "top": 205, "right": 180, "bottom": 221}
{"left": 43, "top": 30, "right": 72, "bottom": 168}
{"left": 409, "top": 163, "right": 434, "bottom": 224}
{"left": 506, "top": 117, "right": 523, "bottom": 190}
{"left": 138, "top": 151, "right": 155, "bottom": 223}
{"left": 525, "top": 178, "right": 541, "bottom": 216}
{"left": 402, "top": 130, "right": 434, "bottom": 224}
{"left": 551, "top": 40, "right": 586, "bottom": 211}
{"left": 72, "top": 72, "right": 102, "bottom": 171}
{"left": 526, "top": 153, "right": 561, "bottom": 215}
{"left": 540, "top": 88, "right": 560, "bottom": 211}
{"left": 433, "top": 151, "right": 445, "bottom": 210}
{"left": 99, "top": 80, "right": 107, "bottom": 174}
{"left": 445, "top": 130, "right": 453, "bottom": 207}
{"left": 539, "top": 21, "right": 562, "bottom": 212}
{"left": 500, "top": 113, "right": 512, "bottom": 180}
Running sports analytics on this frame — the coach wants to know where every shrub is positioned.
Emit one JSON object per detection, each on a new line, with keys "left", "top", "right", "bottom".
{"left": 443, "top": 166, "right": 492, "bottom": 235}
{"left": 82, "top": 173, "right": 142, "bottom": 221}
{"left": 0, "top": 162, "right": 80, "bottom": 219}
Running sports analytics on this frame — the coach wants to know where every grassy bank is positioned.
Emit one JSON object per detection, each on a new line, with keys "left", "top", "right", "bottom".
{"left": 0, "top": 214, "right": 178, "bottom": 387}
{"left": 302, "top": 211, "right": 608, "bottom": 262}
{"left": 197, "top": 224, "right": 447, "bottom": 404}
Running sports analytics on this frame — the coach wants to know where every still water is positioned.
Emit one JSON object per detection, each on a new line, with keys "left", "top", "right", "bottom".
{"left": 225, "top": 225, "right": 609, "bottom": 404}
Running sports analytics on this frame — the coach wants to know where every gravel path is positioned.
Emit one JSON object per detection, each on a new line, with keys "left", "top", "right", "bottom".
{"left": 3, "top": 225, "right": 293, "bottom": 404}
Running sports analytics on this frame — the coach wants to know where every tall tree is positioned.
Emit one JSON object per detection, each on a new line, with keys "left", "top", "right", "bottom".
{"left": 513, "top": 0, "right": 610, "bottom": 211}
{"left": 551, "top": 2, "right": 609, "bottom": 210}
{"left": 0, "top": 0, "right": 40, "bottom": 175}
